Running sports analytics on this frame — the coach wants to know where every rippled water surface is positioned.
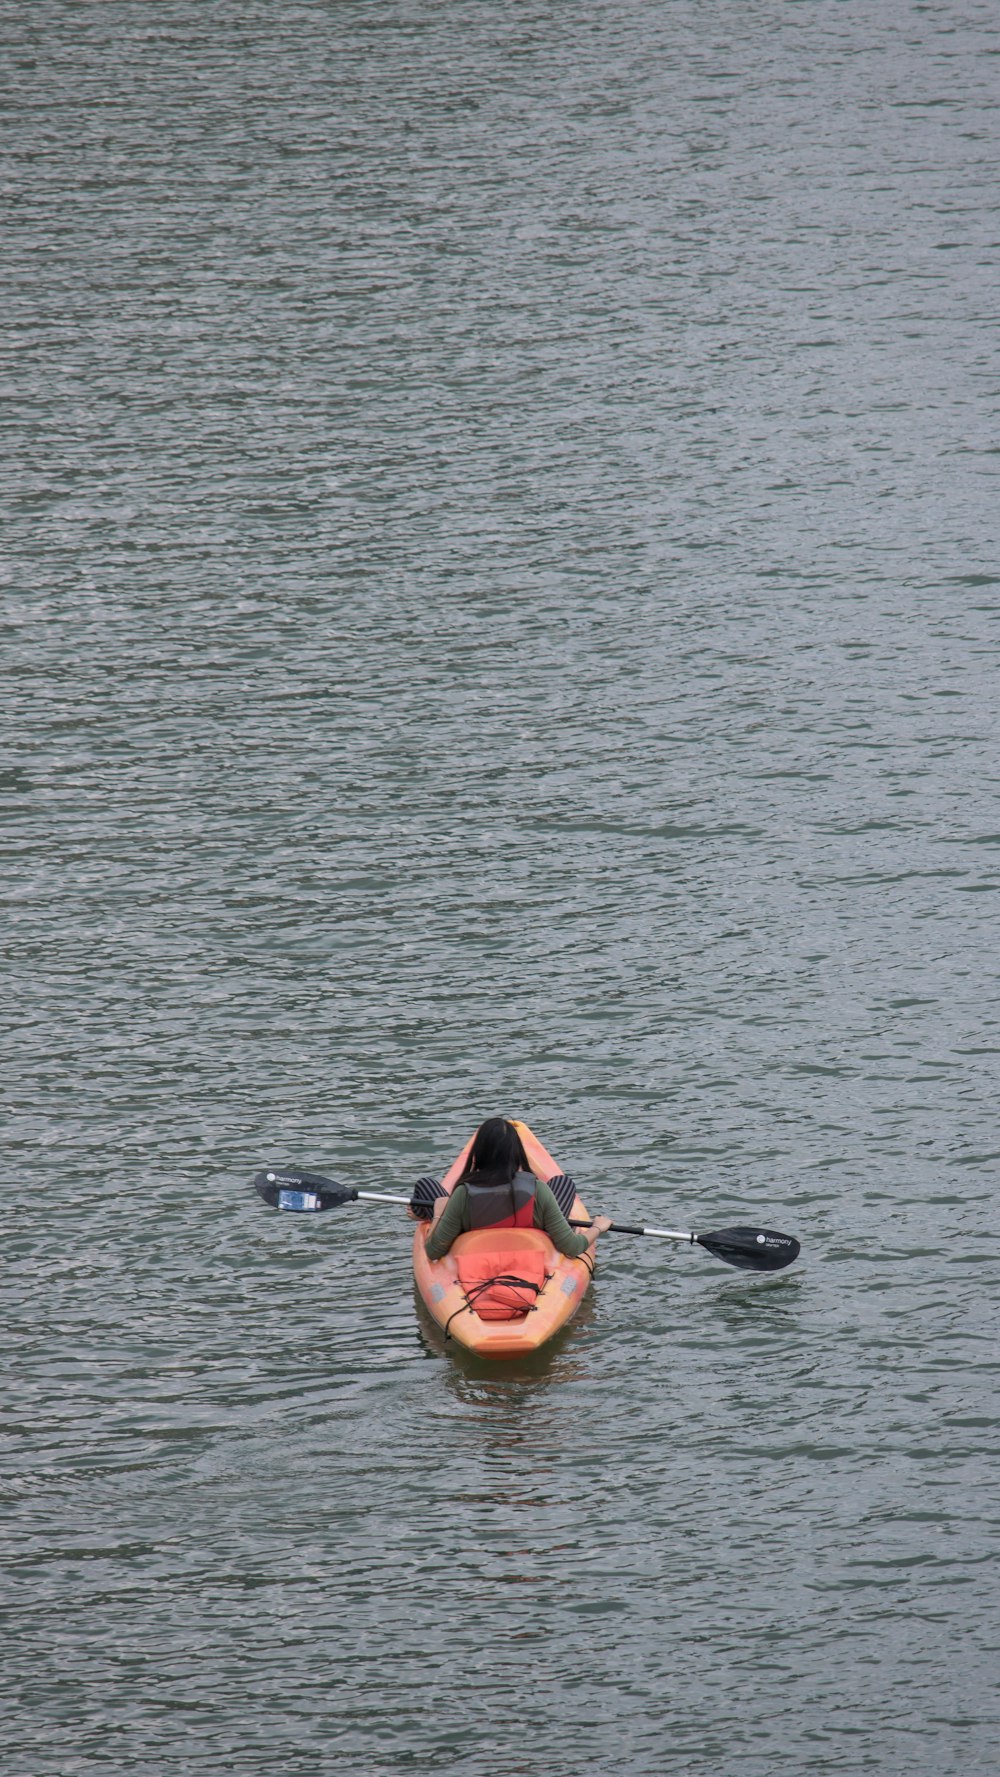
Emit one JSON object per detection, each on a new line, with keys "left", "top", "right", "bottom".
{"left": 4, "top": 2, "right": 999, "bottom": 1772}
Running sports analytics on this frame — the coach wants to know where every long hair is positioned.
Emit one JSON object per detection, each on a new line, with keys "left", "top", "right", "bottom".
{"left": 458, "top": 1117, "right": 529, "bottom": 1186}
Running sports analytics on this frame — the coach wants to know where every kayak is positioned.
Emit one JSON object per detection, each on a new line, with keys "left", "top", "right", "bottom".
{"left": 411, "top": 1121, "right": 596, "bottom": 1358}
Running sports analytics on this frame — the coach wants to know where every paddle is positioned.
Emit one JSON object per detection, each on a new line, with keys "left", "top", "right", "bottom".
{"left": 253, "top": 1170, "right": 800, "bottom": 1273}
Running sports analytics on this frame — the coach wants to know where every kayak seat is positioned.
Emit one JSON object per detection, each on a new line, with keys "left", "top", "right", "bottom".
{"left": 456, "top": 1247, "right": 549, "bottom": 1321}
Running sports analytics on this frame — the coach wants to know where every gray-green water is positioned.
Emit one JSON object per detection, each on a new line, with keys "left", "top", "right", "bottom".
{"left": 4, "top": 2, "right": 999, "bottom": 1772}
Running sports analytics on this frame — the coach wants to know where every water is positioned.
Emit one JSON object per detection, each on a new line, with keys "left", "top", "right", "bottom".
{"left": 3, "top": 1, "right": 999, "bottom": 1771}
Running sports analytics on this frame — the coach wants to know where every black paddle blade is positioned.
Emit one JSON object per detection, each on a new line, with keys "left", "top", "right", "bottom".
{"left": 253, "top": 1169, "right": 357, "bottom": 1213}
{"left": 695, "top": 1226, "right": 800, "bottom": 1272}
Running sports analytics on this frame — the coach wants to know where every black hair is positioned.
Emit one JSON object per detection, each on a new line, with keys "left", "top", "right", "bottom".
{"left": 458, "top": 1117, "right": 530, "bottom": 1185}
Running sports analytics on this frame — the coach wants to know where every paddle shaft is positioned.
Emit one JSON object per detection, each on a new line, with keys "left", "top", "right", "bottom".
{"left": 350, "top": 1198, "right": 702, "bottom": 1245}
{"left": 571, "top": 1217, "right": 693, "bottom": 1242}
{"left": 363, "top": 1201, "right": 693, "bottom": 1245}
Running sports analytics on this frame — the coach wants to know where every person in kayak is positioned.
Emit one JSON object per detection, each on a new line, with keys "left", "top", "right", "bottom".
{"left": 414, "top": 1116, "right": 611, "bottom": 1261}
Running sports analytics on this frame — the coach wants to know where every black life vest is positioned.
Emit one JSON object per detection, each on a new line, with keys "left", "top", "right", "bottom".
{"left": 465, "top": 1170, "right": 537, "bottom": 1231}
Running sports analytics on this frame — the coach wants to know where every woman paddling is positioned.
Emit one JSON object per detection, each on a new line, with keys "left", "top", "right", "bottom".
{"left": 412, "top": 1116, "right": 611, "bottom": 1261}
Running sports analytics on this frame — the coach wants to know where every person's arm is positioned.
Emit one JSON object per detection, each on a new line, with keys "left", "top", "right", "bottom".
{"left": 424, "top": 1185, "right": 468, "bottom": 1261}
{"left": 534, "top": 1178, "right": 611, "bottom": 1258}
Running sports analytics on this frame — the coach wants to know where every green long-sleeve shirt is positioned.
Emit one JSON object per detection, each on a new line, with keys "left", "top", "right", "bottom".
{"left": 424, "top": 1177, "right": 592, "bottom": 1262}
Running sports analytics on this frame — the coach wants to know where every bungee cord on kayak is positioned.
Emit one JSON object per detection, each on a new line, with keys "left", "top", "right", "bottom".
{"left": 443, "top": 1270, "right": 546, "bottom": 1340}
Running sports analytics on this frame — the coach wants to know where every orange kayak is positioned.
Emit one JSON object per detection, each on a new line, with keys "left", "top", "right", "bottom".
{"left": 411, "top": 1121, "right": 595, "bottom": 1358}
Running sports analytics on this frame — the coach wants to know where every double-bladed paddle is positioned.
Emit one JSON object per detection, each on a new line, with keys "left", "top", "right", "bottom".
{"left": 252, "top": 1169, "right": 800, "bottom": 1273}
